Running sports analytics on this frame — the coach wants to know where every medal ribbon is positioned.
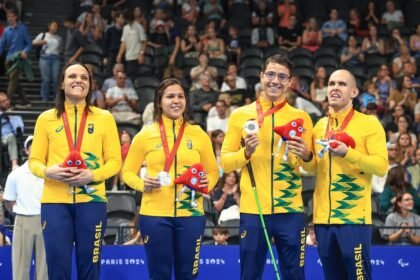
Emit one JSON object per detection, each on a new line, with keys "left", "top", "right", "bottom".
{"left": 159, "top": 120, "right": 186, "bottom": 172}
{"left": 256, "top": 98, "right": 286, "bottom": 127}
{"left": 62, "top": 108, "right": 88, "bottom": 152}
{"left": 324, "top": 108, "right": 354, "bottom": 139}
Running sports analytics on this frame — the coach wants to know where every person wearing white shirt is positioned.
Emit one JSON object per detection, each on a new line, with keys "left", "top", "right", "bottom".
{"left": 3, "top": 136, "right": 47, "bottom": 280}
{"left": 32, "top": 20, "right": 63, "bottom": 101}
{"left": 207, "top": 100, "right": 228, "bottom": 134}
{"left": 220, "top": 63, "right": 247, "bottom": 92}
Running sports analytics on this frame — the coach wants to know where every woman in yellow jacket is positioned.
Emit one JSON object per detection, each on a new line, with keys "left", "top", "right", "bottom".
{"left": 29, "top": 62, "right": 122, "bottom": 280}
{"left": 122, "top": 78, "right": 219, "bottom": 280}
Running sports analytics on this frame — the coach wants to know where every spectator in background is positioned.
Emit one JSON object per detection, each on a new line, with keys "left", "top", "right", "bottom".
{"left": 372, "top": 64, "right": 395, "bottom": 103}
{"left": 358, "top": 81, "right": 381, "bottom": 111}
{"left": 306, "top": 222, "right": 317, "bottom": 246}
{"left": 340, "top": 35, "right": 364, "bottom": 68}
{"left": 372, "top": 142, "right": 399, "bottom": 204}
{"left": 101, "top": 63, "right": 133, "bottom": 95}
{"left": 395, "top": 132, "right": 416, "bottom": 167}
{"left": 389, "top": 75, "right": 417, "bottom": 112}
{"left": 277, "top": 14, "right": 301, "bottom": 51}
{"left": 181, "top": 0, "right": 199, "bottom": 25}
{"left": 103, "top": 11, "right": 125, "bottom": 76}
{"left": 189, "top": 73, "right": 219, "bottom": 128}
{"left": 181, "top": 24, "right": 202, "bottom": 58}
{"left": 106, "top": 71, "right": 140, "bottom": 125}
{"left": 402, "top": 61, "right": 420, "bottom": 86}
{"left": 310, "top": 66, "right": 328, "bottom": 112}
{"left": 301, "top": 17, "right": 322, "bottom": 53}
{"left": 211, "top": 129, "right": 225, "bottom": 173}
{"left": 225, "top": 25, "right": 241, "bottom": 65}
{"left": 252, "top": 0, "right": 273, "bottom": 27}
{"left": 0, "top": 92, "right": 23, "bottom": 170}
{"left": 190, "top": 52, "right": 218, "bottom": 91}
{"left": 409, "top": 23, "right": 420, "bottom": 57}
{"left": 112, "top": 130, "right": 132, "bottom": 191}
{"left": 381, "top": 0, "right": 404, "bottom": 31}
{"left": 162, "top": 16, "right": 182, "bottom": 80}
{"left": 392, "top": 45, "right": 416, "bottom": 78}
{"left": 347, "top": 8, "right": 368, "bottom": 37}
{"left": 116, "top": 9, "right": 147, "bottom": 80}
{"left": 203, "top": 226, "right": 229, "bottom": 245}
{"left": 212, "top": 171, "right": 240, "bottom": 217}
{"left": 63, "top": 16, "right": 87, "bottom": 64}
{"left": 207, "top": 99, "right": 228, "bottom": 135}
{"left": 120, "top": 215, "right": 143, "bottom": 245}
{"left": 290, "top": 75, "right": 323, "bottom": 119}
{"left": 277, "top": 0, "right": 296, "bottom": 29}
{"left": 407, "top": 148, "right": 420, "bottom": 191}
{"left": 383, "top": 192, "right": 420, "bottom": 245}
{"left": 361, "top": 24, "right": 385, "bottom": 55}
{"left": 220, "top": 63, "right": 247, "bottom": 92}
{"left": 32, "top": 20, "right": 63, "bottom": 102}
{"left": 78, "top": 11, "right": 104, "bottom": 44}
{"left": 380, "top": 165, "right": 420, "bottom": 215}
{"left": 364, "top": 0, "right": 380, "bottom": 26}
{"left": 149, "top": 8, "right": 167, "bottom": 34}
{"left": 203, "top": 0, "right": 226, "bottom": 29}
{"left": 387, "top": 27, "right": 407, "bottom": 57}
{"left": 203, "top": 26, "right": 226, "bottom": 61}
{"left": 251, "top": 17, "right": 275, "bottom": 50}
{"left": 321, "top": 8, "right": 348, "bottom": 42}
{"left": 3, "top": 135, "right": 48, "bottom": 280}
{"left": 0, "top": 8, "right": 31, "bottom": 108}
{"left": 133, "top": 5, "right": 148, "bottom": 34}
{"left": 389, "top": 115, "right": 417, "bottom": 149}
{"left": 91, "top": 77, "right": 105, "bottom": 109}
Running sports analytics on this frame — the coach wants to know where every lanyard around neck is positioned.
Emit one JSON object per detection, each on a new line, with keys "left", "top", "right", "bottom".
{"left": 62, "top": 108, "right": 88, "bottom": 152}
{"left": 324, "top": 108, "right": 354, "bottom": 139}
{"left": 256, "top": 98, "right": 286, "bottom": 127}
{"left": 159, "top": 119, "right": 186, "bottom": 172}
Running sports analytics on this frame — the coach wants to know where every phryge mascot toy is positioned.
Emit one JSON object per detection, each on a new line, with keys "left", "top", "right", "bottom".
{"left": 274, "top": 118, "right": 304, "bottom": 161}
{"left": 61, "top": 151, "right": 94, "bottom": 193}
{"left": 316, "top": 132, "right": 356, "bottom": 158}
{"left": 175, "top": 163, "right": 207, "bottom": 208}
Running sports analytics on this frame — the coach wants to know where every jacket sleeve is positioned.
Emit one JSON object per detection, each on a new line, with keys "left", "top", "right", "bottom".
{"left": 344, "top": 116, "right": 388, "bottom": 176}
{"left": 91, "top": 113, "right": 122, "bottom": 181}
{"left": 29, "top": 113, "right": 49, "bottom": 178}
{"left": 298, "top": 112, "right": 316, "bottom": 173}
{"left": 122, "top": 129, "right": 146, "bottom": 192}
{"left": 199, "top": 130, "right": 219, "bottom": 191}
{"left": 220, "top": 110, "right": 249, "bottom": 173}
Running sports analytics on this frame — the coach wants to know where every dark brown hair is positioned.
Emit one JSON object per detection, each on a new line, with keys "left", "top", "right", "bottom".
{"left": 262, "top": 54, "right": 294, "bottom": 76}
{"left": 55, "top": 62, "right": 93, "bottom": 118}
{"left": 393, "top": 192, "right": 414, "bottom": 214}
{"left": 385, "top": 165, "right": 412, "bottom": 194}
{"left": 153, "top": 78, "right": 189, "bottom": 123}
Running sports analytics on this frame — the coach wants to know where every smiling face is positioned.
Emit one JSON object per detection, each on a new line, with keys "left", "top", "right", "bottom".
{"left": 327, "top": 70, "right": 359, "bottom": 112}
{"left": 160, "top": 84, "right": 186, "bottom": 120}
{"left": 398, "top": 193, "right": 414, "bottom": 213}
{"left": 61, "top": 64, "right": 91, "bottom": 104}
{"left": 260, "top": 62, "right": 292, "bottom": 103}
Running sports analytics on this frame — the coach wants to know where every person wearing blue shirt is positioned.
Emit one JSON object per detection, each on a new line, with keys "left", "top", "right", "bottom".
{"left": 0, "top": 8, "right": 32, "bottom": 108}
{"left": 321, "top": 9, "right": 348, "bottom": 42}
{"left": 0, "top": 92, "right": 24, "bottom": 170}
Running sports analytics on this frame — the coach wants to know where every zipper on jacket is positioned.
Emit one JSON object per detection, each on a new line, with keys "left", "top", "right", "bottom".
{"left": 172, "top": 120, "right": 177, "bottom": 217}
{"left": 271, "top": 104, "right": 274, "bottom": 214}
{"left": 327, "top": 152, "right": 332, "bottom": 223}
{"left": 73, "top": 105, "right": 77, "bottom": 204}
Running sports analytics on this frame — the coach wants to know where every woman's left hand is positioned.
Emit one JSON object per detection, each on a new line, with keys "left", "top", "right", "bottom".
{"left": 61, "top": 168, "right": 94, "bottom": 186}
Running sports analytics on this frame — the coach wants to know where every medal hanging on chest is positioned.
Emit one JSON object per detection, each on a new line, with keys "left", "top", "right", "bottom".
{"left": 158, "top": 120, "right": 186, "bottom": 186}
{"left": 61, "top": 109, "right": 93, "bottom": 193}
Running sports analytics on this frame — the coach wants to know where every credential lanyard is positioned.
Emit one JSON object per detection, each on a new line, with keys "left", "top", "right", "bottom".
{"left": 324, "top": 108, "right": 354, "bottom": 139}
{"left": 159, "top": 120, "right": 186, "bottom": 172}
{"left": 62, "top": 108, "right": 88, "bottom": 152}
{"left": 256, "top": 99, "right": 286, "bottom": 127}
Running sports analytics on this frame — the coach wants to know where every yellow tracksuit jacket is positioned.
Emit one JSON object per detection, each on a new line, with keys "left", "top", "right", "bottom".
{"left": 221, "top": 97, "right": 315, "bottom": 215}
{"left": 312, "top": 107, "right": 388, "bottom": 224}
{"left": 29, "top": 102, "right": 122, "bottom": 203}
{"left": 122, "top": 116, "right": 219, "bottom": 217}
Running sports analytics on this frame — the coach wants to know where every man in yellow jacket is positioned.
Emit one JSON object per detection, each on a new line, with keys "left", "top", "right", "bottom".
{"left": 221, "top": 55, "right": 315, "bottom": 280}
{"left": 312, "top": 69, "right": 388, "bottom": 280}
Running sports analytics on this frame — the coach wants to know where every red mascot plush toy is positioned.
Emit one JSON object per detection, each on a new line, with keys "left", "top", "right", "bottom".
{"left": 273, "top": 118, "right": 304, "bottom": 160}
{"left": 174, "top": 163, "right": 207, "bottom": 208}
